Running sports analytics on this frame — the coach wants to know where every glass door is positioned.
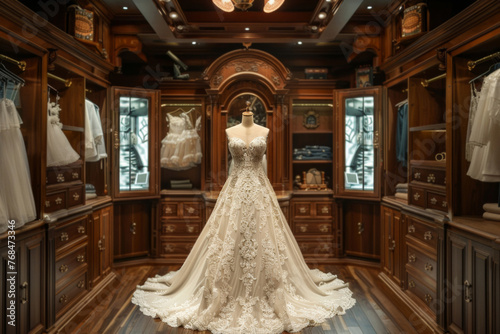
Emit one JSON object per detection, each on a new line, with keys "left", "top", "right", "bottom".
{"left": 335, "top": 87, "right": 383, "bottom": 199}
{"left": 112, "top": 87, "right": 159, "bottom": 198}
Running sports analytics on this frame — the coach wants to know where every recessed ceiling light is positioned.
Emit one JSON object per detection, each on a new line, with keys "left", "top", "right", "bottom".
{"left": 245, "top": 27, "right": 250, "bottom": 31}
{"left": 326, "top": 0, "right": 332, "bottom": 2}
{"left": 318, "top": 12, "right": 327, "bottom": 19}
{"left": 169, "top": 11, "right": 178, "bottom": 19}
{"left": 123, "top": 6, "right": 128, "bottom": 10}
{"left": 192, "top": 41, "right": 197, "bottom": 45}
{"left": 297, "top": 41, "right": 303, "bottom": 45}
{"left": 367, "top": 5, "right": 373, "bottom": 10}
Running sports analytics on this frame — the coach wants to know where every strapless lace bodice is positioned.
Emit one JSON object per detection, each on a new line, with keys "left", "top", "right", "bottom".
{"left": 228, "top": 135, "right": 267, "bottom": 173}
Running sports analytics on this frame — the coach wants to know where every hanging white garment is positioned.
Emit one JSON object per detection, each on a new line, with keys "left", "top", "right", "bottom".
{"left": 160, "top": 113, "right": 186, "bottom": 169}
{"left": 133, "top": 135, "right": 355, "bottom": 334}
{"left": 467, "top": 68, "right": 500, "bottom": 181}
{"left": 85, "top": 99, "right": 107, "bottom": 162}
{"left": 465, "top": 84, "right": 481, "bottom": 162}
{"left": 46, "top": 100, "right": 80, "bottom": 167}
{"left": 0, "top": 98, "right": 37, "bottom": 233}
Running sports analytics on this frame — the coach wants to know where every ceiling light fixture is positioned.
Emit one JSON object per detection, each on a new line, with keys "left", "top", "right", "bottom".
{"left": 169, "top": 11, "right": 179, "bottom": 19}
{"left": 213, "top": 0, "right": 285, "bottom": 13}
{"left": 245, "top": 27, "right": 250, "bottom": 31}
{"left": 318, "top": 11, "right": 327, "bottom": 19}
{"left": 367, "top": 5, "right": 373, "bottom": 10}
{"left": 123, "top": 6, "right": 128, "bottom": 10}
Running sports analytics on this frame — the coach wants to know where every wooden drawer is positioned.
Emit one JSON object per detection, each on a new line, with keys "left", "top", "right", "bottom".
{"left": 294, "top": 221, "right": 332, "bottom": 235}
{"left": 55, "top": 216, "right": 88, "bottom": 252}
{"left": 296, "top": 237, "right": 335, "bottom": 257}
{"left": 159, "top": 237, "right": 196, "bottom": 256}
{"left": 161, "top": 203, "right": 178, "bottom": 218}
{"left": 182, "top": 202, "right": 202, "bottom": 219}
{"left": 406, "top": 216, "right": 438, "bottom": 251}
{"left": 409, "top": 186, "right": 426, "bottom": 208}
{"left": 67, "top": 184, "right": 85, "bottom": 208}
{"left": 160, "top": 220, "right": 201, "bottom": 235}
{"left": 411, "top": 166, "right": 446, "bottom": 186}
{"left": 45, "top": 190, "right": 67, "bottom": 213}
{"left": 46, "top": 162, "right": 83, "bottom": 185}
{"left": 406, "top": 243, "right": 437, "bottom": 282}
{"left": 55, "top": 243, "right": 88, "bottom": 283}
{"left": 315, "top": 203, "right": 333, "bottom": 217}
{"left": 294, "top": 202, "right": 312, "bottom": 217}
{"left": 406, "top": 271, "right": 437, "bottom": 314}
{"left": 426, "top": 190, "right": 447, "bottom": 213}
{"left": 55, "top": 270, "right": 88, "bottom": 319}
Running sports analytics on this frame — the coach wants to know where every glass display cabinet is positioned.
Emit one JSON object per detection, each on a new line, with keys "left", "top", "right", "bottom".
{"left": 335, "top": 87, "right": 383, "bottom": 199}
{"left": 112, "top": 87, "right": 160, "bottom": 198}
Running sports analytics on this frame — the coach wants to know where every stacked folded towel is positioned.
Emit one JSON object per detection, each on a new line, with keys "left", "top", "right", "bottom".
{"left": 483, "top": 203, "right": 500, "bottom": 221}
{"left": 170, "top": 179, "right": 193, "bottom": 189}
{"left": 394, "top": 183, "right": 408, "bottom": 200}
{"left": 86, "top": 183, "right": 97, "bottom": 200}
{"left": 293, "top": 145, "right": 332, "bottom": 161}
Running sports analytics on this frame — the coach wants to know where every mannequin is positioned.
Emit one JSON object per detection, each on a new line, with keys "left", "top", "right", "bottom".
{"left": 225, "top": 103, "right": 269, "bottom": 143}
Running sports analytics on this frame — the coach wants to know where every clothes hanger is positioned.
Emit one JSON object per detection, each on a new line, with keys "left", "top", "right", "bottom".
{"left": 469, "top": 60, "right": 500, "bottom": 84}
{"left": 0, "top": 62, "right": 25, "bottom": 86}
{"left": 395, "top": 99, "right": 408, "bottom": 108}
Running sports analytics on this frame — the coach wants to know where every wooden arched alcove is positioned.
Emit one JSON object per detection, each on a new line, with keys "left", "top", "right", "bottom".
{"left": 202, "top": 49, "right": 291, "bottom": 190}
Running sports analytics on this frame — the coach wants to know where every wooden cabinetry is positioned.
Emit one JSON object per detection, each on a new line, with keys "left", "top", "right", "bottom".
{"left": 113, "top": 201, "right": 151, "bottom": 260}
{"left": 0, "top": 225, "right": 46, "bottom": 334}
{"left": 342, "top": 201, "right": 380, "bottom": 260}
{"left": 447, "top": 227, "right": 500, "bottom": 334}
{"left": 90, "top": 205, "right": 112, "bottom": 287}
{"left": 381, "top": 204, "right": 404, "bottom": 286}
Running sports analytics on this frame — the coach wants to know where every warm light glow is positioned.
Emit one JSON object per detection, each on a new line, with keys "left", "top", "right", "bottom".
{"left": 169, "top": 11, "right": 179, "bottom": 19}
{"left": 122, "top": 6, "right": 128, "bottom": 10}
{"left": 213, "top": 0, "right": 234, "bottom": 12}
{"left": 318, "top": 11, "right": 327, "bottom": 19}
{"left": 245, "top": 27, "right": 250, "bottom": 31}
{"left": 263, "top": 0, "right": 285, "bottom": 13}
{"left": 367, "top": 5, "right": 373, "bottom": 10}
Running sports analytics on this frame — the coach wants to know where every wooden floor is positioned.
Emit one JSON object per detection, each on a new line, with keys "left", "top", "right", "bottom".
{"left": 68, "top": 264, "right": 419, "bottom": 334}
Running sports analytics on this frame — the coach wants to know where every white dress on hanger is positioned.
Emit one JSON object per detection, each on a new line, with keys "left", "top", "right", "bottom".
{"left": 46, "top": 100, "right": 80, "bottom": 167}
{"left": 160, "top": 113, "right": 186, "bottom": 169}
{"left": 132, "top": 135, "right": 355, "bottom": 334}
{"left": 85, "top": 99, "right": 107, "bottom": 162}
{"left": 180, "top": 114, "right": 202, "bottom": 167}
{"left": 0, "top": 98, "right": 37, "bottom": 233}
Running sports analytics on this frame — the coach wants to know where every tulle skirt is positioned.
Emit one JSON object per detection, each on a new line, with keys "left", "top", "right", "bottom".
{"left": 46, "top": 121, "right": 80, "bottom": 167}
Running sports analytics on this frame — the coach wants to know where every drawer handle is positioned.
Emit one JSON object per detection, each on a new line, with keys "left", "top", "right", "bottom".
{"left": 163, "top": 244, "right": 174, "bottom": 253}
{"left": 55, "top": 197, "right": 63, "bottom": 205}
{"left": 72, "top": 172, "right": 79, "bottom": 179}
{"left": 98, "top": 239, "right": 105, "bottom": 251}
{"left": 73, "top": 192, "right": 80, "bottom": 201}
{"left": 320, "top": 206, "right": 329, "bottom": 214}
{"left": 187, "top": 225, "right": 195, "bottom": 233}
{"left": 413, "top": 192, "right": 421, "bottom": 201}
{"left": 425, "top": 263, "right": 433, "bottom": 271}
{"left": 388, "top": 239, "right": 396, "bottom": 251}
{"left": 424, "top": 231, "right": 433, "bottom": 241}
{"left": 427, "top": 174, "right": 436, "bottom": 183}
{"left": 114, "top": 130, "right": 119, "bottom": 150}
{"left": 59, "top": 294, "right": 68, "bottom": 304}
{"left": 442, "top": 201, "right": 447, "bottom": 208}
{"left": 414, "top": 172, "right": 421, "bottom": 179}
{"left": 186, "top": 207, "right": 195, "bottom": 214}
{"left": 77, "top": 225, "right": 85, "bottom": 234}
{"left": 165, "top": 206, "right": 173, "bottom": 214}
{"left": 464, "top": 280, "right": 472, "bottom": 303}
{"left": 77, "top": 280, "right": 85, "bottom": 289}
{"left": 45, "top": 200, "right": 51, "bottom": 208}
{"left": 57, "top": 173, "right": 65, "bottom": 183}
{"left": 165, "top": 225, "right": 176, "bottom": 233}
{"left": 60, "top": 232, "right": 69, "bottom": 242}
{"left": 408, "top": 224, "right": 415, "bottom": 233}
{"left": 130, "top": 222, "right": 137, "bottom": 235}
{"left": 319, "top": 224, "right": 329, "bottom": 233}
{"left": 59, "top": 264, "right": 69, "bottom": 273}
{"left": 408, "top": 254, "right": 416, "bottom": 263}
{"left": 425, "top": 294, "right": 433, "bottom": 303}
{"left": 408, "top": 280, "right": 415, "bottom": 288}
{"left": 299, "top": 207, "right": 307, "bottom": 214}
{"left": 357, "top": 222, "right": 364, "bottom": 235}
{"left": 299, "top": 225, "right": 308, "bottom": 233}
{"left": 77, "top": 254, "right": 85, "bottom": 262}
{"left": 20, "top": 281, "right": 29, "bottom": 304}
{"left": 430, "top": 197, "right": 437, "bottom": 205}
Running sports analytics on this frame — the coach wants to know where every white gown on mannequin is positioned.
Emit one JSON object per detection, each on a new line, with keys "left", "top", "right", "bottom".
{"left": 46, "top": 100, "right": 80, "bottom": 167}
{"left": 132, "top": 135, "right": 355, "bottom": 334}
{"left": 0, "top": 98, "right": 37, "bottom": 233}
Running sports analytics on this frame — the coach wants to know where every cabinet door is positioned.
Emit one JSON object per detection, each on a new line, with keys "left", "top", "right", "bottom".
{"left": 381, "top": 206, "right": 402, "bottom": 283}
{"left": 112, "top": 87, "right": 160, "bottom": 198}
{"left": 100, "top": 206, "right": 112, "bottom": 277}
{"left": 447, "top": 232, "right": 467, "bottom": 334}
{"left": 343, "top": 201, "right": 380, "bottom": 259}
{"left": 113, "top": 202, "right": 151, "bottom": 260}
{"left": 335, "top": 87, "right": 383, "bottom": 199}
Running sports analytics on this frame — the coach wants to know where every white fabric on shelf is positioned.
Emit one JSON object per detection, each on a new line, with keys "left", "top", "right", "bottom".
{"left": 394, "top": 192, "right": 408, "bottom": 200}
{"left": 483, "top": 203, "right": 500, "bottom": 214}
{"left": 483, "top": 211, "right": 500, "bottom": 222}
{"left": 0, "top": 98, "right": 37, "bottom": 233}
{"left": 85, "top": 99, "right": 107, "bottom": 162}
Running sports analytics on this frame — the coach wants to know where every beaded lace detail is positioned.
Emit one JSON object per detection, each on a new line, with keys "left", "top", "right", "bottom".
{"left": 132, "top": 135, "right": 355, "bottom": 334}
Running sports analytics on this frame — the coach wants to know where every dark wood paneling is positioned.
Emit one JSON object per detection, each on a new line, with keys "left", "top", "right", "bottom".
{"left": 113, "top": 202, "right": 151, "bottom": 260}
{"left": 343, "top": 201, "right": 380, "bottom": 259}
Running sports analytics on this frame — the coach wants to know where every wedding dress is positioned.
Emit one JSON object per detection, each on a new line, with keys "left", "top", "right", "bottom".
{"left": 132, "top": 135, "right": 355, "bottom": 334}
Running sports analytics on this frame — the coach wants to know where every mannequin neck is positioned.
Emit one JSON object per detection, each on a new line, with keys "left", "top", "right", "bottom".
{"left": 241, "top": 112, "right": 254, "bottom": 127}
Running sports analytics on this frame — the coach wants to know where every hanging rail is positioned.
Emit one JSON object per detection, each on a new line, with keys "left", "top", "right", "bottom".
{"left": 467, "top": 51, "right": 500, "bottom": 71}
{"left": 0, "top": 54, "right": 26, "bottom": 71}
{"left": 48, "top": 73, "right": 72, "bottom": 87}
{"left": 421, "top": 73, "right": 446, "bottom": 87}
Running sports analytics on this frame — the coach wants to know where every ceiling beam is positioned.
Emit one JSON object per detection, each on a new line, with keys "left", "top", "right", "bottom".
{"left": 132, "top": 0, "right": 176, "bottom": 40}
{"left": 319, "top": 0, "right": 364, "bottom": 41}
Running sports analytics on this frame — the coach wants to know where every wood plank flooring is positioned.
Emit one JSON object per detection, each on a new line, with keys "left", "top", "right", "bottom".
{"left": 68, "top": 264, "right": 418, "bottom": 334}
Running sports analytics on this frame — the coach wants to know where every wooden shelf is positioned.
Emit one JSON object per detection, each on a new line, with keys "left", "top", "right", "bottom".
{"left": 409, "top": 160, "right": 446, "bottom": 167}
{"left": 293, "top": 160, "right": 333, "bottom": 164}
{"left": 62, "top": 125, "right": 85, "bottom": 132}
{"left": 409, "top": 123, "right": 446, "bottom": 132}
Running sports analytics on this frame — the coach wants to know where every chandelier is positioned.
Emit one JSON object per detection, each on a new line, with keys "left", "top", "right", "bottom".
{"left": 213, "top": 0, "right": 285, "bottom": 13}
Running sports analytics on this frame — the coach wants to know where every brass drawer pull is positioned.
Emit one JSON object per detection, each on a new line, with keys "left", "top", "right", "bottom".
{"left": 60, "top": 232, "right": 69, "bottom": 241}
{"left": 73, "top": 192, "right": 80, "bottom": 201}
{"left": 130, "top": 222, "right": 137, "bottom": 235}
{"left": 187, "top": 225, "right": 195, "bottom": 233}
{"left": 45, "top": 200, "right": 51, "bottom": 208}
{"left": 408, "top": 280, "right": 415, "bottom": 288}
{"left": 164, "top": 206, "right": 173, "bottom": 214}
{"left": 357, "top": 222, "right": 364, "bottom": 235}
{"left": 55, "top": 197, "right": 63, "bottom": 205}
{"left": 163, "top": 244, "right": 174, "bottom": 253}
{"left": 20, "top": 282, "right": 29, "bottom": 304}
{"left": 57, "top": 173, "right": 65, "bottom": 183}
{"left": 59, "top": 264, "right": 69, "bottom": 273}
{"left": 320, "top": 206, "right": 329, "bottom": 214}
{"left": 319, "top": 224, "right": 329, "bottom": 233}
{"left": 464, "top": 280, "right": 472, "bottom": 303}
{"left": 59, "top": 294, "right": 68, "bottom": 303}
{"left": 427, "top": 174, "right": 436, "bottom": 183}
{"left": 442, "top": 201, "right": 447, "bottom": 208}
{"left": 77, "top": 254, "right": 85, "bottom": 262}
{"left": 408, "top": 254, "right": 416, "bottom": 263}
{"left": 430, "top": 197, "right": 437, "bottom": 205}
{"left": 413, "top": 192, "right": 421, "bottom": 201}
{"left": 408, "top": 224, "right": 415, "bottom": 233}
{"left": 299, "top": 207, "right": 307, "bottom": 214}
{"left": 299, "top": 225, "right": 308, "bottom": 233}
{"left": 72, "top": 172, "right": 79, "bottom": 179}
{"left": 425, "top": 263, "right": 433, "bottom": 271}
{"left": 77, "top": 225, "right": 85, "bottom": 234}
{"left": 424, "top": 294, "right": 433, "bottom": 303}
{"left": 424, "top": 231, "right": 433, "bottom": 241}
{"left": 414, "top": 172, "right": 421, "bottom": 179}
{"left": 77, "top": 280, "right": 85, "bottom": 289}
{"left": 388, "top": 239, "right": 396, "bottom": 251}
{"left": 165, "top": 225, "right": 176, "bottom": 233}
{"left": 186, "top": 207, "right": 195, "bottom": 214}
{"left": 114, "top": 130, "right": 119, "bottom": 150}
{"left": 98, "top": 239, "right": 105, "bottom": 251}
